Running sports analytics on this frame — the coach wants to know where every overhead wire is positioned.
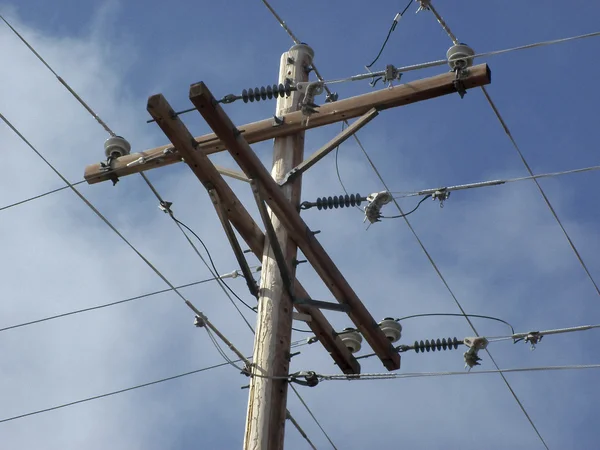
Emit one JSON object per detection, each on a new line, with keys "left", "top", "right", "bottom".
{"left": 1, "top": 111, "right": 288, "bottom": 394}
{"left": 424, "top": 13, "right": 549, "bottom": 450}
{"left": 0, "top": 272, "right": 243, "bottom": 333}
{"left": 418, "top": 1, "right": 459, "bottom": 45}
{"left": 290, "top": 384, "right": 337, "bottom": 450}
{"left": 316, "top": 364, "right": 600, "bottom": 381}
{"left": 391, "top": 164, "right": 600, "bottom": 199}
{"left": 324, "top": 30, "right": 600, "bottom": 86}
{"left": 365, "top": 0, "right": 413, "bottom": 69}
{"left": 0, "top": 14, "right": 114, "bottom": 135}
{"left": 481, "top": 86, "right": 600, "bottom": 298}
{"left": 1, "top": 10, "right": 259, "bottom": 330}
{"left": 0, "top": 181, "right": 86, "bottom": 212}
{"left": 380, "top": 194, "right": 431, "bottom": 219}
{"left": 0, "top": 360, "right": 233, "bottom": 425}
{"left": 396, "top": 313, "right": 515, "bottom": 335}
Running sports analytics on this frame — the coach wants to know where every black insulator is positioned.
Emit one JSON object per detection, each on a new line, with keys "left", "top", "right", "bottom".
{"left": 314, "top": 194, "right": 363, "bottom": 210}
{"left": 413, "top": 337, "right": 461, "bottom": 353}
{"left": 241, "top": 83, "right": 295, "bottom": 103}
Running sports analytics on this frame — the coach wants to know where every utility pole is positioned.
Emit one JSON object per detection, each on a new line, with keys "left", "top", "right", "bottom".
{"left": 90, "top": 46, "right": 491, "bottom": 449}
{"left": 244, "top": 43, "right": 313, "bottom": 450}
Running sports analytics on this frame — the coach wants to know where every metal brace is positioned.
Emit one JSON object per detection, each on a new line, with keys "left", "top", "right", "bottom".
{"left": 463, "top": 336, "right": 489, "bottom": 370}
{"left": 296, "top": 81, "right": 324, "bottom": 116}
{"left": 250, "top": 180, "right": 296, "bottom": 300}
{"left": 364, "top": 191, "right": 393, "bottom": 224}
{"left": 208, "top": 189, "right": 259, "bottom": 299}
{"left": 453, "top": 67, "right": 470, "bottom": 99}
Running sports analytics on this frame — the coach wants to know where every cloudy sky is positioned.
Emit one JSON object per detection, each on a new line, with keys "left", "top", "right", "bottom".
{"left": 1, "top": 0, "right": 600, "bottom": 448}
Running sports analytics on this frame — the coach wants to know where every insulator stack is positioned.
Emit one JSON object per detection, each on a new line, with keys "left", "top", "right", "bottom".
{"left": 414, "top": 337, "right": 461, "bottom": 353}
{"left": 300, "top": 194, "right": 365, "bottom": 211}
{"left": 241, "top": 83, "right": 293, "bottom": 103}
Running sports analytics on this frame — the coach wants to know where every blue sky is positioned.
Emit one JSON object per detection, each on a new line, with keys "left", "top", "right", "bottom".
{"left": 1, "top": 1, "right": 600, "bottom": 449}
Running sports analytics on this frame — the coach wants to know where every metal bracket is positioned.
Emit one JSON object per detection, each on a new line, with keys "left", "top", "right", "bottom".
{"left": 208, "top": 189, "right": 260, "bottom": 299}
{"left": 296, "top": 81, "right": 324, "bottom": 116}
{"left": 364, "top": 191, "right": 393, "bottom": 224}
{"left": 272, "top": 115, "right": 285, "bottom": 127}
{"left": 279, "top": 108, "right": 379, "bottom": 186}
{"left": 293, "top": 298, "right": 351, "bottom": 313}
{"left": 453, "top": 67, "right": 470, "bottom": 99}
{"left": 250, "top": 180, "right": 296, "bottom": 299}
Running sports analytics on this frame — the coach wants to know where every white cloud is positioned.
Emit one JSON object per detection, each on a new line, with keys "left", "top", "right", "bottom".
{"left": 1, "top": 4, "right": 600, "bottom": 449}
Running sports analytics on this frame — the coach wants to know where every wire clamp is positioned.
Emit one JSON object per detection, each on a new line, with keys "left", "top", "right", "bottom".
{"left": 463, "top": 336, "right": 489, "bottom": 370}
{"left": 158, "top": 201, "right": 173, "bottom": 214}
{"left": 524, "top": 332, "right": 543, "bottom": 350}
{"left": 296, "top": 81, "right": 324, "bottom": 116}
{"left": 383, "top": 64, "right": 402, "bottom": 86}
{"left": 194, "top": 315, "right": 206, "bottom": 328}
{"left": 241, "top": 363, "right": 253, "bottom": 377}
{"left": 292, "top": 371, "right": 320, "bottom": 387}
{"left": 364, "top": 191, "right": 393, "bottom": 224}
{"left": 432, "top": 189, "right": 450, "bottom": 207}
{"left": 416, "top": 0, "right": 431, "bottom": 13}
{"left": 272, "top": 115, "right": 285, "bottom": 127}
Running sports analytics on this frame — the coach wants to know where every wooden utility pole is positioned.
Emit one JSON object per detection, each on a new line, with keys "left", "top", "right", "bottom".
{"left": 88, "top": 53, "right": 491, "bottom": 449}
{"left": 244, "top": 43, "right": 313, "bottom": 450}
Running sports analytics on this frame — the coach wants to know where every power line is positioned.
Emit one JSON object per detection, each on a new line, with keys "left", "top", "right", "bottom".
{"left": 481, "top": 86, "right": 600, "bottom": 298}
{"left": 0, "top": 181, "right": 86, "bottom": 212}
{"left": 392, "top": 164, "right": 600, "bottom": 198}
{"left": 0, "top": 14, "right": 115, "bottom": 136}
{"left": 325, "top": 30, "right": 600, "bottom": 86}
{"left": 417, "top": 0, "right": 459, "bottom": 45}
{"left": 290, "top": 384, "right": 337, "bottom": 450}
{"left": 365, "top": 0, "right": 413, "bottom": 69}
{"left": 0, "top": 360, "right": 232, "bottom": 424}
{"left": 317, "top": 364, "right": 600, "bottom": 381}
{"left": 396, "top": 313, "right": 516, "bottom": 335}
{"left": 418, "top": 11, "right": 549, "bottom": 448}
{"left": 0, "top": 110, "right": 267, "bottom": 397}
{"left": 0, "top": 272, "right": 241, "bottom": 333}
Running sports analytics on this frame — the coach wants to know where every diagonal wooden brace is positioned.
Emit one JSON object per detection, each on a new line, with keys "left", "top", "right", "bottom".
{"left": 279, "top": 107, "right": 379, "bottom": 185}
{"left": 208, "top": 189, "right": 259, "bottom": 299}
{"left": 146, "top": 92, "right": 360, "bottom": 374}
{"left": 190, "top": 82, "right": 401, "bottom": 371}
{"left": 250, "top": 180, "right": 296, "bottom": 300}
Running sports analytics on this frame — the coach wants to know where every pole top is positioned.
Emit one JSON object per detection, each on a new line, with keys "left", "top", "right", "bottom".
{"left": 289, "top": 43, "right": 314, "bottom": 61}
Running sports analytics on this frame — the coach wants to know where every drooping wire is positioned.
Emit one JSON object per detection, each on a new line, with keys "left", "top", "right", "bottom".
{"left": 380, "top": 194, "right": 431, "bottom": 219}
{"left": 396, "top": 313, "right": 515, "bottom": 335}
{"left": 171, "top": 216, "right": 257, "bottom": 315}
{"left": 365, "top": 0, "right": 413, "bottom": 69}
{"left": 481, "top": 86, "right": 600, "bottom": 299}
